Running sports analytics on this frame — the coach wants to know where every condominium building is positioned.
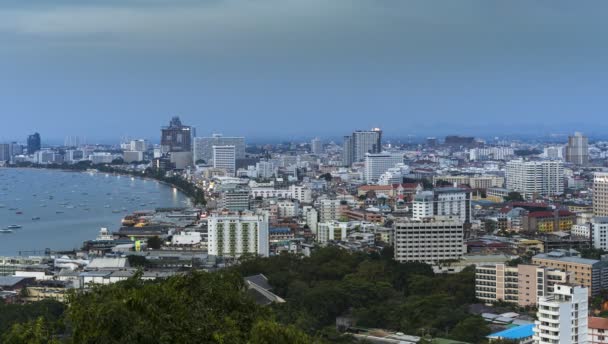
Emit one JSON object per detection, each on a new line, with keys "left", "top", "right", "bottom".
{"left": 475, "top": 264, "right": 569, "bottom": 307}
{"left": 594, "top": 173, "right": 608, "bottom": 217}
{"left": 207, "top": 212, "right": 269, "bottom": 257}
{"left": 533, "top": 284, "right": 588, "bottom": 344}
{"left": 193, "top": 134, "right": 245, "bottom": 164}
{"left": 218, "top": 188, "right": 250, "bottom": 211}
{"left": 532, "top": 252, "right": 608, "bottom": 296}
{"left": 506, "top": 159, "right": 564, "bottom": 199}
{"left": 130, "top": 139, "right": 148, "bottom": 152}
{"left": 213, "top": 145, "right": 236, "bottom": 176}
{"left": 469, "top": 147, "right": 515, "bottom": 161}
{"left": 591, "top": 217, "right": 608, "bottom": 251}
{"left": 412, "top": 188, "right": 472, "bottom": 223}
{"left": 317, "top": 221, "right": 348, "bottom": 243}
{"left": 566, "top": 131, "right": 589, "bottom": 166}
{"left": 364, "top": 152, "right": 403, "bottom": 183}
{"left": 433, "top": 175, "right": 505, "bottom": 189}
{"left": 342, "top": 128, "right": 382, "bottom": 166}
{"left": 290, "top": 185, "right": 312, "bottom": 203}
{"left": 393, "top": 217, "right": 465, "bottom": 266}
{"left": 311, "top": 137, "right": 323, "bottom": 155}
{"left": 319, "top": 199, "right": 343, "bottom": 222}
{"left": 302, "top": 206, "right": 318, "bottom": 234}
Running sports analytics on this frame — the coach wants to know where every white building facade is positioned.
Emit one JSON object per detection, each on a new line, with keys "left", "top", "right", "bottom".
{"left": 533, "top": 284, "right": 588, "bottom": 344}
{"left": 207, "top": 212, "right": 269, "bottom": 257}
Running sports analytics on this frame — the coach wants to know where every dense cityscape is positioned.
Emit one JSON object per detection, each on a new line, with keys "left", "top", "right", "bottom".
{"left": 1, "top": 115, "right": 608, "bottom": 343}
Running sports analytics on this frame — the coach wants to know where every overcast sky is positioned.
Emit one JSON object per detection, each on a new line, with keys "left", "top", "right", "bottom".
{"left": 1, "top": 0, "right": 608, "bottom": 143}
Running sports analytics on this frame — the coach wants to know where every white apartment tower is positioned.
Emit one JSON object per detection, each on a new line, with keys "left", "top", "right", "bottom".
{"left": 213, "top": 145, "right": 236, "bottom": 176}
{"left": 506, "top": 159, "right": 564, "bottom": 199}
{"left": 533, "top": 284, "right": 588, "bottom": 344}
{"left": 311, "top": 138, "right": 323, "bottom": 155}
{"left": 412, "top": 188, "right": 472, "bottom": 223}
{"left": 319, "top": 199, "right": 342, "bottom": 222}
{"left": 594, "top": 172, "right": 608, "bottom": 217}
{"left": 193, "top": 134, "right": 245, "bottom": 164}
{"left": 364, "top": 152, "right": 403, "bottom": 183}
{"left": 207, "top": 212, "right": 269, "bottom": 257}
{"left": 343, "top": 128, "right": 382, "bottom": 166}
{"left": 393, "top": 217, "right": 465, "bottom": 267}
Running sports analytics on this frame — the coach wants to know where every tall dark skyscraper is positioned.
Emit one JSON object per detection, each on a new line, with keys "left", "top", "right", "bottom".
{"left": 566, "top": 132, "right": 589, "bottom": 165}
{"left": 27, "top": 132, "right": 41, "bottom": 154}
{"left": 160, "top": 116, "right": 192, "bottom": 153}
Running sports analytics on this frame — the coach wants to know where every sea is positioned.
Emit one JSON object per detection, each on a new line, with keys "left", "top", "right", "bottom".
{"left": 0, "top": 168, "right": 189, "bottom": 256}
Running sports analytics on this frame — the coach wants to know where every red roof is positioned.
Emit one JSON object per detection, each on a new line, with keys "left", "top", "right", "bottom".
{"left": 528, "top": 210, "right": 575, "bottom": 218}
{"left": 589, "top": 317, "right": 608, "bottom": 330}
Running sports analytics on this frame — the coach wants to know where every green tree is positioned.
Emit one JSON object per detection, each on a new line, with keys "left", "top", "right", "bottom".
{"left": 505, "top": 191, "right": 524, "bottom": 202}
{"left": 1, "top": 317, "right": 60, "bottom": 344}
{"left": 448, "top": 316, "right": 491, "bottom": 343}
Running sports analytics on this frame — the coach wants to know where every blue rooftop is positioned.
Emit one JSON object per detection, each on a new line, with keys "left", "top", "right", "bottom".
{"left": 269, "top": 228, "right": 291, "bottom": 234}
{"left": 487, "top": 324, "right": 535, "bottom": 340}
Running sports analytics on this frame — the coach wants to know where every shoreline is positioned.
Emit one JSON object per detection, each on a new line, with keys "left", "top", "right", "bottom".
{"left": 3, "top": 165, "right": 197, "bottom": 207}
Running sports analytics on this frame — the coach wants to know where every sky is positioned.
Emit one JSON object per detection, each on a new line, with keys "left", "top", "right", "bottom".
{"left": 1, "top": 0, "right": 608, "bottom": 143}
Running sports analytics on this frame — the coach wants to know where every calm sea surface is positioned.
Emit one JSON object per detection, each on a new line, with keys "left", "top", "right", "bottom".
{"left": 0, "top": 168, "right": 189, "bottom": 256}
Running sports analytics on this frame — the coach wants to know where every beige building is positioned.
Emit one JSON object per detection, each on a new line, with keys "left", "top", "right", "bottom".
{"left": 532, "top": 252, "right": 608, "bottom": 296}
{"left": 433, "top": 175, "right": 505, "bottom": 189}
{"left": 594, "top": 172, "right": 608, "bottom": 217}
{"left": 476, "top": 264, "right": 569, "bottom": 307}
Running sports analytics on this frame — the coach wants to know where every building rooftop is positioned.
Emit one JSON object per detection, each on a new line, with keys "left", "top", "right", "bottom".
{"left": 533, "top": 252, "right": 600, "bottom": 265}
{"left": 589, "top": 317, "right": 608, "bottom": 330}
{"left": 487, "top": 324, "right": 535, "bottom": 340}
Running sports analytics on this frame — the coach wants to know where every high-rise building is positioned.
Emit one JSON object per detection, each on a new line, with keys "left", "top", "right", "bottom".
{"left": 533, "top": 284, "right": 588, "bottom": 344}
{"left": 317, "top": 221, "right": 348, "bottom": 243}
{"left": 319, "top": 199, "right": 343, "bottom": 222}
{"left": 130, "top": 139, "right": 148, "bottom": 152}
{"left": 393, "top": 217, "right": 465, "bottom": 269}
{"left": 364, "top": 152, "right": 403, "bottom": 183}
{"left": 475, "top": 264, "right": 569, "bottom": 307}
{"left": 342, "top": 128, "right": 382, "bottom": 166}
{"left": 302, "top": 206, "right": 318, "bottom": 234}
{"left": 27, "top": 132, "right": 41, "bottom": 155}
{"left": 193, "top": 134, "right": 245, "bottom": 164}
{"left": 591, "top": 217, "right": 608, "bottom": 250}
{"left": 506, "top": 159, "right": 564, "bottom": 199}
{"left": 412, "top": 188, "right": 472, "bottom": 223}
{"left": 566, "top": 131, "right": 589, "bottom": 165}
{"left": 311, "top": 137, "right": 323, "bottom": 155}
{"left": 532, "top": 252, "right": 608, "bottom": 296}
{"left": 0, "top": 144, "right": 10, "bottom": 163}
{"left": 218, "top": 188, "right": 250, "bottom": 211}
{"left": 593, "top": 172, "right": 608, "bottom": 217}
{"left": 213, "top": 145, "right": 236, "bottom": 176}
{"left": 207, "top": 212, "right": 269, "bottom": 257}
{"left": 160, "top": 116, "right": 192, "bottom": 153}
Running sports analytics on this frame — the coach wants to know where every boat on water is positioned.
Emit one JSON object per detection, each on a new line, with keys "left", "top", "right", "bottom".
{"left": 15, "top": 211, "right": 22, "bottom": 215}
{"left": 56, "top": 211, "right": 64, "bottom": 214}
{"left": 32, "top": 217, "right": 40, "bottom": 220}
{"left": 0, "top": 229, "right": 14, "bottom": 234}
{"left": 7, "top": 225, "right": 21, "bottom": 229}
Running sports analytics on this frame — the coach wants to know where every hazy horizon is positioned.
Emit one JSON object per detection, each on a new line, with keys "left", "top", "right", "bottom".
{"left": 2, "top": 0, "right": 608, "bottom": 142}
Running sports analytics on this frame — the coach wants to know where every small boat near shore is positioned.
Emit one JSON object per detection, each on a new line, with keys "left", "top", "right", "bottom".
{"left": 7, "top": 225, "right": 22, "bottom": 229}
{"left": 0, "top": 229, "right": 14, "bottom": 234}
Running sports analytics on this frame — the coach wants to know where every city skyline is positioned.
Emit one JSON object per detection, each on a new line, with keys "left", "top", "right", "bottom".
{"left": 3, "top": 0, "right": 608, "bottom": 141}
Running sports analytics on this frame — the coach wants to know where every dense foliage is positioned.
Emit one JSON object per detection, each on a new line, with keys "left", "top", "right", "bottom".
{"left": 236, "top": 247, "right": 489, "bottom": 342}
{"left": 0, "top": 248, "right": 490, "bottom": 343}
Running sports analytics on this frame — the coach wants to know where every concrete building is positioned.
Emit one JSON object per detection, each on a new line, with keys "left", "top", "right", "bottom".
{"left": 594, "top": 172, "right": 608, "bottom": 217}
{"left": 433, "top": 175, "right": 505, "bottom": 189}
{"left": 27, "top": 132, "right": 41, "bottom": 155}
{"left": 302, "top": 206, "right": 318, "bottom": 234}
{"left": 591, "top": 217, "right": 608, "bottom": 251}
{"left": 0, "top": 144, "right": 10, "bottom": 163}
{"left": 469, "top": 147, "right": 515, "bottom": 161}
{"left": 255, "top": 161, "right": 276, "bottom": 179}
{"left": 218, "top": 188, "right": 250, "bottom": 211}
{"left": 506, "top": 160, "right": 564, "bottom": 199}
{"left": 311, "top": 137, "right": 323, "bottom": 155}
{"left": 290, "top": 185, "right": 312, "bottom": 203}
{"left": 319, "top": 199, "right": 343, "bottom": 222}
{"left": 342, "top": 128, "right": 382, "bottom": 166}
{"left": 207, "top": 212, "right": 269, "bottom": 257}
{"left": 213, "top": 145, "right": 236, "bottom": 176}
{"left": 193, "top": 134, "right": 245, "bottom": 164}
{"left": 364, "top": 152, "right": 403, "bottom": 183}
{"left": 475, "top": 264, "right": 569, "bottom": 307}
{"left": 160, "top": 116, "right": 192, "bottom": 153}
{"left": 532, "top": 252, "right": 608, "bottom": 296}
{"left": 130, "top": 139, "right": 148, "bottom": 152}
{"left": 533, "top": 284, "right": 588, "bottom": 344}
{"left": 123, "top": 151, "right": 144, "bottom": 163}
{"left": 412, "top": 188, "right": 472, "bottom": 223}
{"left": 393, "top": 217, "right": 465, "bottom": 268}
{"left": 317, "top": 221, "right": 349, "bottom": 243}
{"left": 588, "top": 317, "right": 608, "bottom": 344}
{"left": 566, "top": 132, "right": 589, "bottom": 166}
